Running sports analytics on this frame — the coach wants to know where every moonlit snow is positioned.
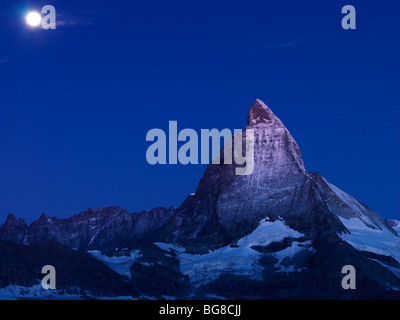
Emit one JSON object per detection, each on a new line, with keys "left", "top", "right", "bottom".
{"left": 155, "top": 220, "right": 310, "bottom": 285}
{"left": 88, "top": 250, "right": 142, "bottom": 279}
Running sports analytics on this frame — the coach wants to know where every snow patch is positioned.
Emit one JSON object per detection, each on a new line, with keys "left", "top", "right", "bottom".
{"left": 179, "top": 246, "right": 262, "bottom": 285}
{"left": 0, "top": 284, "right": 83, "bottom": 300}
{"left": 273, "top": 241, "right": 313, "bottom": 273}
{"left": 156, "top": 219, "right": 305, "bottom": 285}
{"left": 338, "top": 217, "right": 400, "bottom": 264}
{"left": 154, "top": 242, "right": 185, "bottom": 253}
{"left": 88, "top": 250, "right": 142, "bottom": 279}
{"left": 339, "top": 217, "right": 379, "bottom": 232}
{"left": 237, "top": 219, "right": 304, "bottom": 247}
{"left": 139, "top": 262, "right": 154, "bottom": 267}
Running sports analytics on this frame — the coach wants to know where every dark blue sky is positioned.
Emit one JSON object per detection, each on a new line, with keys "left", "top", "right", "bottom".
{"left": 0, "top": 0, "right": 399, "bottom": 223}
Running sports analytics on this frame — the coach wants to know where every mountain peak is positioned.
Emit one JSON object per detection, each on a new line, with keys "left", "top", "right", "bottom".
{"left": 246, "top": 99, "right": 306, "bottom": 173}
{"left": 247, "top": 99, "right": 275, "bottom": 126}
{"left": 4, "top": 214, "right": 27, "bottom": 227}
{"left": 5, "top": 214, "right": 17, "bottom": 224}
{"left": 38, "top": 213, "right": 49, "bottom": 221}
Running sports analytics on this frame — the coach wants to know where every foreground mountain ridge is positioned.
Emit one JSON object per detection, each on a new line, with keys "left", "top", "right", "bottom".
{"left": 1, "top": 99, "right": 399, "bottom": 299}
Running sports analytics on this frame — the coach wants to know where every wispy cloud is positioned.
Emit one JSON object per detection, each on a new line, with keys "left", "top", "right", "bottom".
{"left": 56, "top": 13, "right": 95, "bottom": 27}
{"left": 0, "top": 58, "right": 11, "bottom": 64}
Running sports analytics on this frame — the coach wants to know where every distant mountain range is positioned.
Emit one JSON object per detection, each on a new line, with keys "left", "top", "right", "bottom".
{"left": 1, "top": 99, "right": 399, "bottom": 299}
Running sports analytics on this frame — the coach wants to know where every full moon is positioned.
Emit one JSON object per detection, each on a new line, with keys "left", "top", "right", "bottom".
{"left": 26, "top": 12, "right": 42, "bottom": 27}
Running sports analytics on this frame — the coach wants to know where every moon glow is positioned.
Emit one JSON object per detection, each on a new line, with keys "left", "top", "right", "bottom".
{"left": 26, "top": 12, "right": 42, "bottom": 27}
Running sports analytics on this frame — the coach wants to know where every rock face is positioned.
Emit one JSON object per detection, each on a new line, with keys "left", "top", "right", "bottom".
{"left": 386, "top": 219, "right": 400, "bottom": 236}
{"left": 0, "top": 215, "right": 28, "bottom": 244}
{"left": 163, "top": 99, "right": 310, "bottom": 247}
{"left": 0, "top": 99, "right": 399, "bottom": 299}
{"left": 0, "top": 207, "right": 174, "bottom": 250}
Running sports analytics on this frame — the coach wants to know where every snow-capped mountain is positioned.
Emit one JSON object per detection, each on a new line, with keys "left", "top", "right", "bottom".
{"left": 1, "top": 99, "right": 399, "bottom": 299}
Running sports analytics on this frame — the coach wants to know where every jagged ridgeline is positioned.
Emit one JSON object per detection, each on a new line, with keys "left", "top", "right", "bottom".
{"left": 1, "top": 100, "right": 400, "bottom": 299}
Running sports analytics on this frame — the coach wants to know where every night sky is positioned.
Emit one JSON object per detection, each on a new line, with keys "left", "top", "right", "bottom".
{"left": 0, "top": 0, "right": 399, "bottom": 223}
